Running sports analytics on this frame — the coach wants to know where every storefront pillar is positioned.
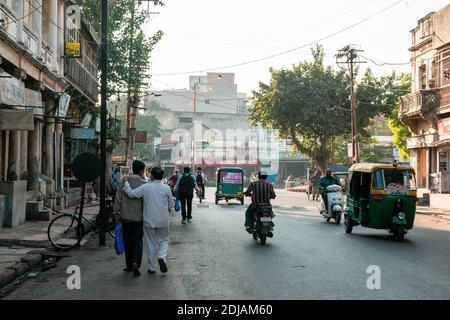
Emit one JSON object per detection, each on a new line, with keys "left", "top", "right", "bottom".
{"left": 9, "top": 131, "right": 21, "bottom": 178}
{"left": 20, "top": 130, "right": 28, "bottom": 175}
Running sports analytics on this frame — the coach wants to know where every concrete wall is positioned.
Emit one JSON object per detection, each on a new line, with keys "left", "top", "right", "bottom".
{"left": 0, "top": 181, "right": 27, "bottom": 227}
{"left": 434, "top": 4, "right": 450, "bottom": 44}
{"left": 430, "top": 193, "right": 450, "bottom": 210}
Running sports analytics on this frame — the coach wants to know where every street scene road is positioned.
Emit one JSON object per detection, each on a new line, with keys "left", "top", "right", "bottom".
{"left": 2, "top": 0, "right": 450, "bottom": 305}
{"left": 4, "top": 188, "right": 450, "bottom": 300}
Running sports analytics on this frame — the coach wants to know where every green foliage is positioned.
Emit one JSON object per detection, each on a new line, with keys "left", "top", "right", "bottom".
{"left": 75, "top": 0, "right": 164, "bottom": 97}
{"left": 388, "top": 74, "right": 411, "bottom": 161}
{"left": 249, "top": 45, "right": 350, "bottom": 172}
{"left": 249, "top": 46, "right": 411, "bottom": 170}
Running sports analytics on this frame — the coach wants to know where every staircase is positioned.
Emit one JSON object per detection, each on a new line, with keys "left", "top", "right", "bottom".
{"left": 26, "top": 200, "right": 50, "bottom": 221}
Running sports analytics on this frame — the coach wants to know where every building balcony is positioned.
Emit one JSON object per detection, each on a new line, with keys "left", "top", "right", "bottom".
{"left": 437, "top": 86, "right": 450, "bottom": 115}
{"left": 399, "top": 89, "right": 440, "bottom": 132}
{"left": 64, "top": 58, "right": 98, "bottom": 102}
{"left": 406, "top": 134, "right": 439, "bottom": 149}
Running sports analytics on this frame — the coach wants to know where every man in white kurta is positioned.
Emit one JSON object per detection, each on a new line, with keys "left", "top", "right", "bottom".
{"left": 123, "top": 167, "right": 174, "bottom": 273}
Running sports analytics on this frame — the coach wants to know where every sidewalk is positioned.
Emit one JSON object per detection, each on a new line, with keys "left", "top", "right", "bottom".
{"left": 0, "top": 205, "right": 99, "bottom": 293}
{"left": 285, "top": 186, "right": 307, "bottom": 192}
{"left": 416, "top": 206, "right": 450, "bottom": 219}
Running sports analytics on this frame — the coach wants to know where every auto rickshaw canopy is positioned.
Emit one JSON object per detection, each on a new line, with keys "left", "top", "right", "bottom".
{"left": 349, "top": 163, "right": 415, "bottom": 174}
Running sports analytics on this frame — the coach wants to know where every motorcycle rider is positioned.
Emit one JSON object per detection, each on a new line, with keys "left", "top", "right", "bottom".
{"left": 244, "top": 171, "right": 276, "bottom": 235}
{"left": 319, "top": 168, "right": 341, "bottom": 214}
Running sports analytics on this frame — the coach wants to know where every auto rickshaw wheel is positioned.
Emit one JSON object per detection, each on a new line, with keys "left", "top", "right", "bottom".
{"left": 240, "top": 198, "right": 244, "bottom": 205}
{"left": 215, "top": 196, "right": 219, "bottom": 205}
{"left": 344, "top": 216, "right": 353, "bottom": 234}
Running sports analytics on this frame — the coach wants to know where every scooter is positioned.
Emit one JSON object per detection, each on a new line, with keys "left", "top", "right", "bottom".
{"left": 251, "top": 203, "right": 274, "bottom": 245}
{"left": 319, "top": 185, "right": 343, "bottom": 224}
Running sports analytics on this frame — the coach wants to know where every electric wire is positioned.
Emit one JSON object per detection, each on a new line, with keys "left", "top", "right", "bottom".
{"left": 151, "top": 0, "right": 404, "bottom": 76}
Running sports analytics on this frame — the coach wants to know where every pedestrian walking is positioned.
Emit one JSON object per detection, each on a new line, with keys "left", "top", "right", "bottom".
{"left": 168, "top": 169, "right": 179, "bottom": 196}
{"left": 122, "top": 167, "right": 174, "bottom": 274}
{"left": 174, "top": 167, "right": 198, "bottom": 224}
{"left": 195, "top": 167, "right": 206, "bottom": 199}
{"left": 112, "top": 160, "right": 148, "bottom": 277}
{"left": 311, "top": 170, "right": 322, "bottom": 201}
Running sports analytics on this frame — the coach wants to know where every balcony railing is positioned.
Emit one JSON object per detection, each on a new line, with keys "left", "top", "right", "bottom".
{"left": 64, "top": 58, "right": 98, "bottom": 102}
{"left": 399, "top": 89, "right": 440, "bottom": 118}
{"left": 439, "top": 86, "right": 450, "bottom": 111}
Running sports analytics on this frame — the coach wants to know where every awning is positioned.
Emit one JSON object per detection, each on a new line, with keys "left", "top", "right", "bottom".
{"left": 0, "top": 109, "right": 34, "bottom": 130}
{"left": 434, "top": 138, "right": 450, "bottom": 149}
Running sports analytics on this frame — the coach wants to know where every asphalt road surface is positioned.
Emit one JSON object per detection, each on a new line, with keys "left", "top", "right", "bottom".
{"left": 4, "top": 188, "right": 450, "bottom": 300}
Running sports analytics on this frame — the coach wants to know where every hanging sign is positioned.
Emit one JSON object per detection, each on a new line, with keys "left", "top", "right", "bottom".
{"left": 65, "top": 42, "right": 81, "bottom": 58}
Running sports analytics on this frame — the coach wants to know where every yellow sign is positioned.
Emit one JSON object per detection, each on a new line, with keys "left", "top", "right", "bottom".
{"left": 65, "top": 42, "right": 81, "bottom": 58}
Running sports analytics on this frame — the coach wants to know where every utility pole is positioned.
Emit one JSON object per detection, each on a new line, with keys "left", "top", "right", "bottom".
{"left": 124, "top": 5, "right": 136, "bottom": 166}
{"left": 99, "top": 0, "right": 108, "bottom": 246}
{"left": 124, "top": 1, "right": 162, "bottom": 165}
{"left": 336, "top": 45, "right": 365, "bottom": 164}
{"left": 192, "top": 80, "right": 198, "bottom": 171}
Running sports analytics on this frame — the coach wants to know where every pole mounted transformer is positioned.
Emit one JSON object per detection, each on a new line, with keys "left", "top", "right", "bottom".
{"left": 336, "top": 45, "right": 366, "bottom": 164}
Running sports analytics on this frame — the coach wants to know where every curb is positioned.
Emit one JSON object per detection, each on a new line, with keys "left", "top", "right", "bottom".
{"left": 0, "top": 249, "right": 49, "bottom": 293}
{"left": 285, "top": 188, "right": 306, "bottom": 192}
{"left": 416, "top": 210, "right": 450, "bottom": 219}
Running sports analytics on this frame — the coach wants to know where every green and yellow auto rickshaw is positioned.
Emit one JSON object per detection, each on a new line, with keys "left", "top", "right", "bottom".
{"left": 215, "top": 167, "right": 245, "bottom": 205}
{"left": 344, "top": 163, "right": 417, "bottom": 241}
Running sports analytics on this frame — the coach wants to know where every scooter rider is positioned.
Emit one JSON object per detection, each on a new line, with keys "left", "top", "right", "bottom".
{"left": 319, "top": 168, "right": 340, "bottom": 213}
{"left": 244, "top": 171, "right": 276, "bottom": 234}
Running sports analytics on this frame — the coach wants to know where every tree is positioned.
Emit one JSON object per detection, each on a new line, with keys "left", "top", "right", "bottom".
{"left": 249, "top": 46, "right": 412, "bottom": 171}
{"left": 249, "top": 45, "right": 350, "bottom": 173}
{"left": 75, "top": 0, "right": 163, "bottom": 97}
{"left": 76, "top": 0, "right": 164, "bottom": 157}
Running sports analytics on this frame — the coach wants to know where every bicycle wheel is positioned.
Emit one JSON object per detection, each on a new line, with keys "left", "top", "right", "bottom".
{"left": 47, "top": 214, "right": 84, "bottom": 251}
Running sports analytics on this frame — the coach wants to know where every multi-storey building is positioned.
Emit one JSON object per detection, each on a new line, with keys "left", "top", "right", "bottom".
{"left": 0, "top": 0, "right": 98, "bottom": 218}
{"left": 144, "top": 72, "right": 309, "bottom": 184}
{"left": 399, "top": 4, "right": 450, "bottom": 209}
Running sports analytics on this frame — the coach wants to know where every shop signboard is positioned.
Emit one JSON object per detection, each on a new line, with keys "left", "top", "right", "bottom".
{"left": 70, "top": 127, "right": 95, "bottom": 140}
{"left": 0, "top": 71, "right": 43, "bottom": 115}
{"left": 134, "top": 131, "right": 147, "bottom": 143}
{"left": 438, "top": 118, "right": 450, "bottom": 136}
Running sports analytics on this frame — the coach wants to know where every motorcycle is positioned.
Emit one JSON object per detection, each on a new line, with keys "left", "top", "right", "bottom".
{"left": 319, "top": 184, "right": 343, "bottom": 224}
{"left": 251, "top": 203, "right": 274, "bottom": 245}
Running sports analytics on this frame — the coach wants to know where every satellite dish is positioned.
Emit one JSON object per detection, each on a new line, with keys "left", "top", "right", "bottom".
{"left": 72, "top": 152, "right": 102, "bottom": 182}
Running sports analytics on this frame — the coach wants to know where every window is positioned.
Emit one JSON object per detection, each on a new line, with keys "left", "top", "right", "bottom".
{"left": 373, "top": 170, "right": 384, "bottom": 189}
{"left": 179, "top": 117, "right": 192, "bottom": 123}
{"left": 439, "top": 152, "right": 448, "bottom": 172}
{"left": 373, "top": 169, "right": 416, "bottom": 190}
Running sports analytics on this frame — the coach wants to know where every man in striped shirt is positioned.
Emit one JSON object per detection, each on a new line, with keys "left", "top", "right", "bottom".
{"left": 244, "top": 171, "right": 276, "bottom": 233}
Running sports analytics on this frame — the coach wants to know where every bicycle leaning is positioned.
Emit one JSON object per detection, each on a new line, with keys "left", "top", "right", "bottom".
{"left": 47, "top": 198, "right": 116, "bottom": 251}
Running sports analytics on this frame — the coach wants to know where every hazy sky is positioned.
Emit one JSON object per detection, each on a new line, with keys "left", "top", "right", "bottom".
{"left": 143, "top": 0, "right": 450, "bottom": 94}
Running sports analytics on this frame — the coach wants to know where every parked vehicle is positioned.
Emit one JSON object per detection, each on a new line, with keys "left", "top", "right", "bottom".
{"left": 215, "top": 167, "right": 245, "bottom": 205}
{"left": 319, "top": 184, "right": 343, "bottom": 224}
{"left": 344, "top": 163, "right": 417, "bottom": 241}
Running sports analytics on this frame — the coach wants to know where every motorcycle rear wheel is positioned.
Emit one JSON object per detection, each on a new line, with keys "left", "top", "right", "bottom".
{"left": 335, "top": 213, "right": 341, "bottom": 225}
{"left": 259, "top": 234, "right": 266, "bottom": 245}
